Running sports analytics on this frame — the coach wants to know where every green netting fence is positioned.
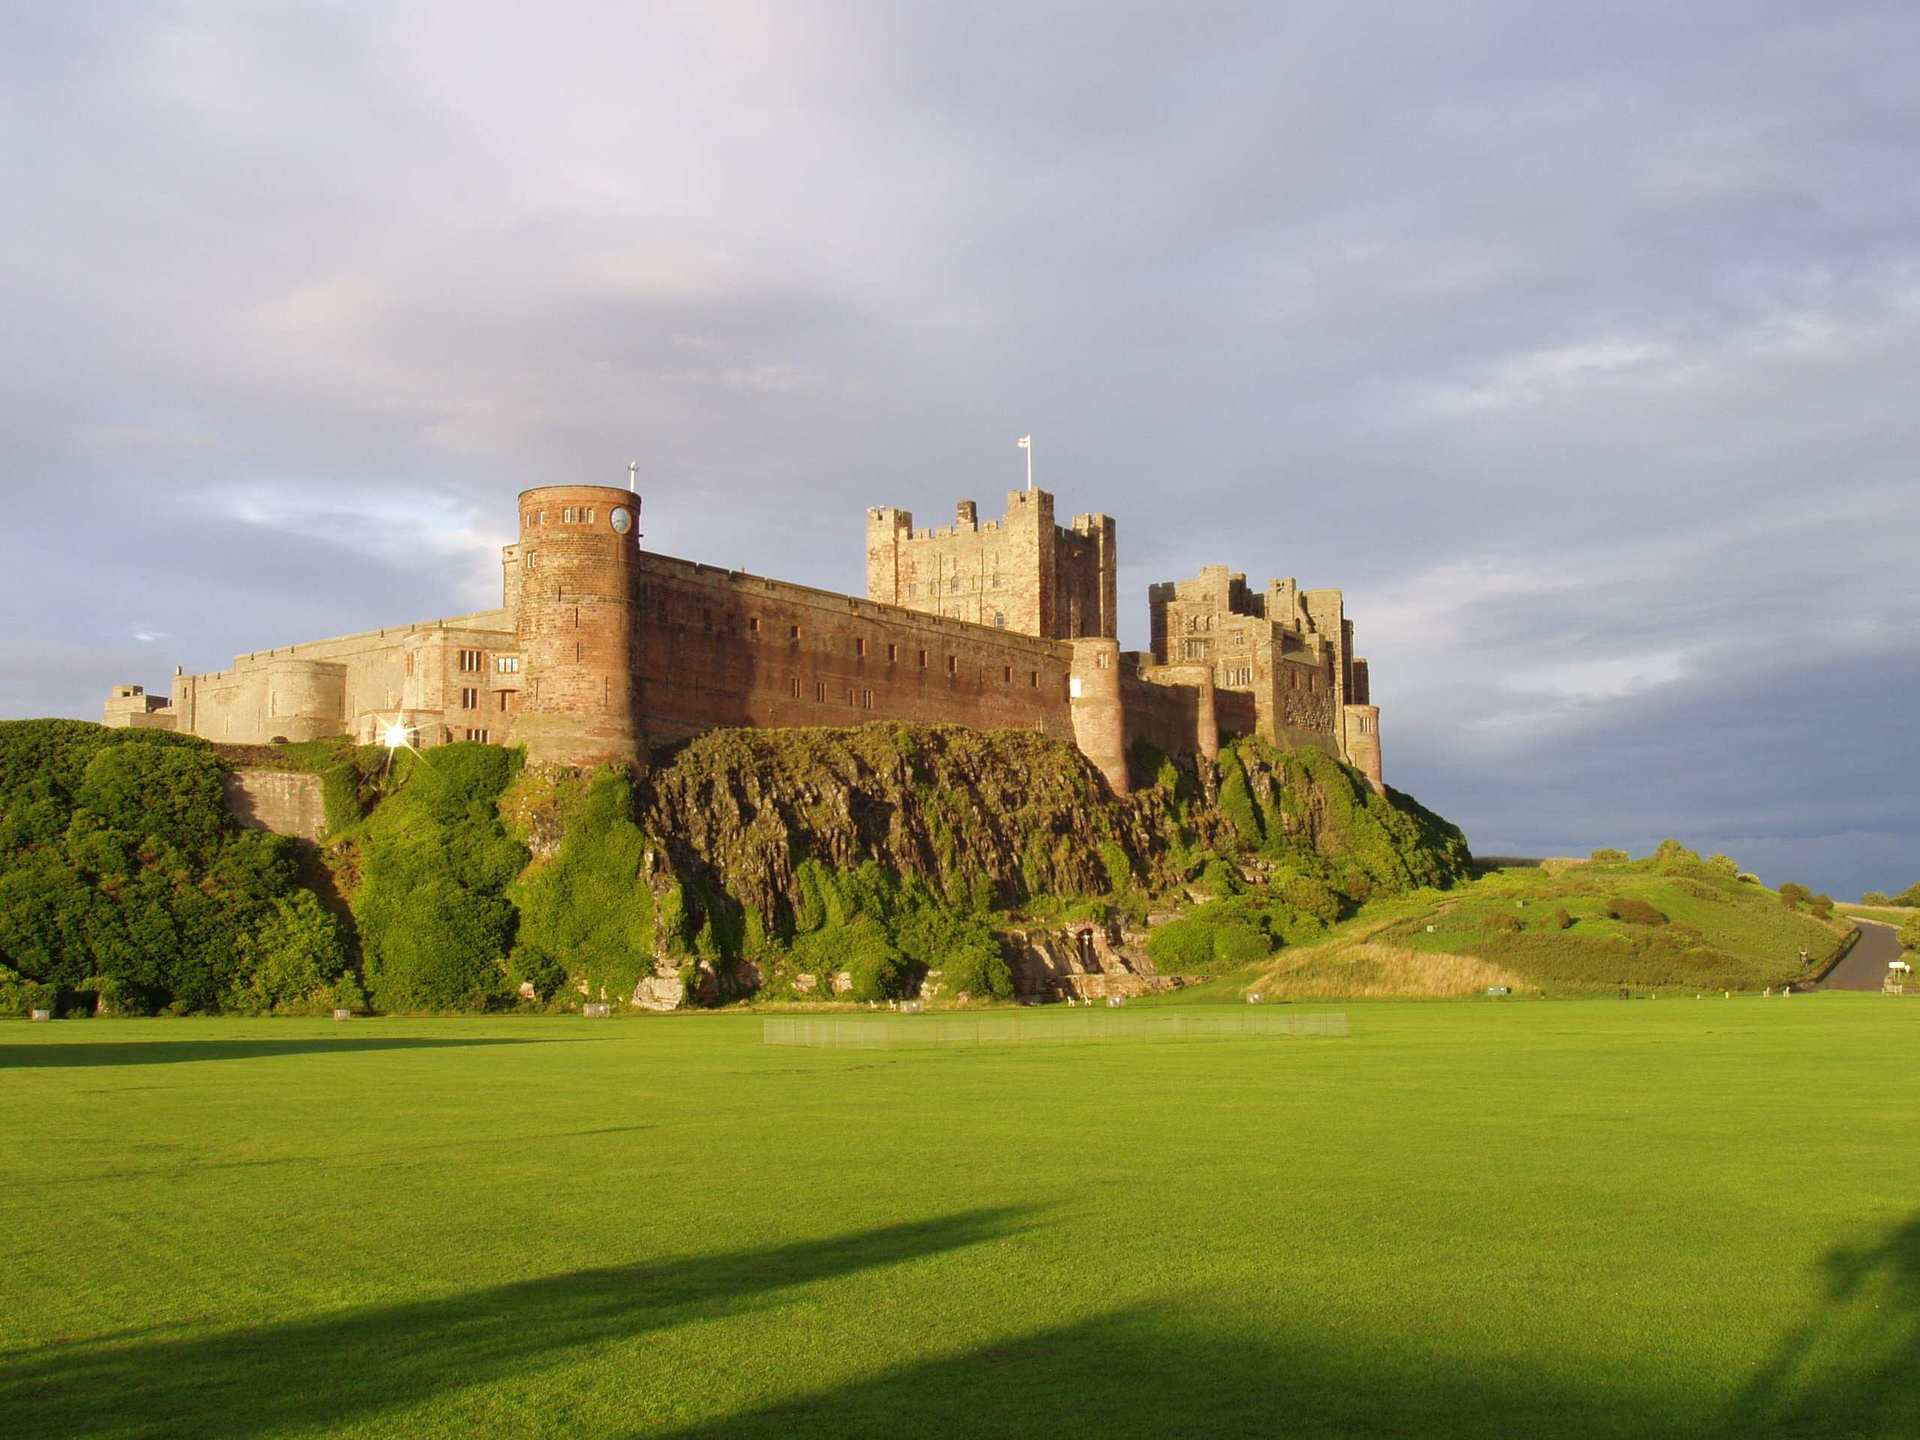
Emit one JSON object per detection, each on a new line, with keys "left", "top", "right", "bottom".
{"left": 762, "top": 1009, "right": 1349, "bottom": 1049}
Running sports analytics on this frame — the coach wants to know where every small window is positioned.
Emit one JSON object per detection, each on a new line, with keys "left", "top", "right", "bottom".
{"left": 562, "top": 507, "right": 575, "bottom": 523}
{"left": 917, "top": 649, "right": 928, "bottom": 668}
{"left": 845, "top": 687, "right": 856, "bottom": 705}
{"left": 404, "top": 652, "right": 414, "bottom": 677}
{"left": 861, "top": 689, "right": 873, "bottom": 710}
{"left": 460, "top": 688, "right": 479, "bottom": 710}
{"left": 458, "top": 648, "right": 484, "bottom": 673}
{"left": 789, "top": 676, "right": 801, "bottom": 699}
{"left": 495, "top": 656, "right": 520, "bottom": 674}
{"left": 993, "top": 612, "right": 1005, "bottom": 628}
{"left": 886, "top": 643, "right": 897, "bottom": 663}
{"left": 854, "top": 637, "right": 866, "bottom": 658}
{"left": 464, "top": 728, "right": 489, "bottom": 743}
{"left": 907, "top": 583, "right": 918, "bottom": 598}
{"left": 584, "top": 508, "right": 595, "bottom": 524}
{"left": 815, "top": 681, "right": 826, "bottom": 702}
{"left": 1029, "top": 670, "right": 1039, "bottom": 688}
{"left": 525, "top": 550, "right": 538, "bottom": 569}
{"left": 497, "top": 691, "right": 510, "bottom": 712}
{"left": 575, "top": 641, "right": 582, "bottom": 662}
{"left": 789, "top": 624, "right": 801, "bottom": 641}
{"left": 1003, "top": 666, "right": 1012, "bottom": 683}
{"left": 946, "top": 655, "right": 957, "bottom": 676}
{"left": 749, "top": 616, "right": 761, "bottom": 634}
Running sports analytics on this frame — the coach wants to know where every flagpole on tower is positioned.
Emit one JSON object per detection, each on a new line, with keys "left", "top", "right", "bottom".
{"left": 627, "top": 460, "right": 638, "bottom": 494}
{"left": 1016, "top": 434, "right": 1032, "bottom": 492}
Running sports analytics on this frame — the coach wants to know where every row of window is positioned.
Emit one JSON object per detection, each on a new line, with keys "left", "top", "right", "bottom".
{"left": 523, "top": 507, "right": 599, "bottom": 527}
{"left": 408, "top": 650, "right": 522, "bottom": 676}
{"left": 903, "top": 575, "right": 1001, "bottom": 597}
{"left": 458, "top": 689, "right": 516, "bottom": 713}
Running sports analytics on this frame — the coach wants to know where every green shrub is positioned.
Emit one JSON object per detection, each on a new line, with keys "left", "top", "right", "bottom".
{"left": 1196, "top": 857, "right": 1242, "bottom": 898}
{"left": 1778, "top": 882, "right": 1812, "bottom": 909}
{"left": 1275, "top": 873, "right": 1342, "bottom": 926}
{"left": 1892, "top": 882, "right": 1920, "bottom": 908}
{"left": 1216, "top": 749, "right": 1263, "bottom": 847}
{"left": 1547, "top": 907, "right": 1574, "bottom": 931}
{"left": 507, "top": 768, "right": 657, "bottom": 1006}
{"left": 1861, "top": 891, "right": 1890, "bottom": 906}
{"left": 0, "top": 721, "right": 307, "bottom": 1013}
{"left": 353, "top": 745, "right": 526, "bottom": 1011}
{"left": 1607, "top": 898, "right": 1668, "bottom": 926}
{"left": 1144, "top": 916, "right": 1216, "bottom": 972}
{"left": 1809, "top": 894, "right": 1835, "bottom": 922}
{"left": 1099, "top": 842, "right": 1134, "bottom": 896}
{"left": 1486, "top": 913, "right": 1525, "bottom": 933}
{"left": 1589, "top": 848, "right": 1629, "bottom": 863}
{"left": 224, "top": 892, "right": 351, "bottom": 1014}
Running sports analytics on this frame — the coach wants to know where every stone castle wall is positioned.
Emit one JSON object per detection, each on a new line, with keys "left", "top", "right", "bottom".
{"left": 631, "top": 552, "right": 1079, "bottom": 746}
{"left": 107, "top": 479, "right": 1383, "bottom": 795}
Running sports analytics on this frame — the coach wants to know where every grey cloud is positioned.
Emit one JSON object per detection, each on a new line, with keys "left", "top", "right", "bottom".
{"left": 2, "top": 1, "right": 1915, "bottom": 895}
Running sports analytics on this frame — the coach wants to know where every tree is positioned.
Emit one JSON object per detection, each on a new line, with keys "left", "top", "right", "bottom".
{"left": 225, "top": 892, "right": 351, "bottom": 1014}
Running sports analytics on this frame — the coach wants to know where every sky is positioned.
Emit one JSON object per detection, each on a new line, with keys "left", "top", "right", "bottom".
{"left": 3, "top": 1, "right": 1916, "bottom": 897}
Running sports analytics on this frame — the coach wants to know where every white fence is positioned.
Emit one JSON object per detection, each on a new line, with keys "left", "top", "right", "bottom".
{"left": 762, "top": 1009, "right": 1349, "bottom": 1049}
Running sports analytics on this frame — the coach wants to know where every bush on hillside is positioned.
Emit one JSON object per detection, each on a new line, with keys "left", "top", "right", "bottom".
{"left": 1861, "top": 891, "right": 1890, "bottom": 906}
{"left": 1547, "top": 907, "right": 1574, "bottom": 931}
{"left": 507, "top": 767, "right": 658, "bottom": 1006}
{"left": 1778, "top": 882, "right": 1812, "bottom": 909}
{"left": 1892, "top": 882, "right": 1920, "bottom": 908}
{"left": 222, "top": 891, "right": 351, "bottom": 1015}
{"left": 1589, "top": 848, "right": 1629, "bottom": 863}
{"left": 352, "top": 744, "right": 526, "bottom": 1011}
{"left": 1607, "top": 898, "right": 1668, "bottom": 926}
{"left": 0, "top": 721, "right": 309, "bottom": 1013}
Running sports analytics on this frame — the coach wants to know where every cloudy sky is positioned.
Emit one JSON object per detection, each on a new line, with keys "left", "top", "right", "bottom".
{"left": 4, "top": 2, "right": 1916, "bottom": 896}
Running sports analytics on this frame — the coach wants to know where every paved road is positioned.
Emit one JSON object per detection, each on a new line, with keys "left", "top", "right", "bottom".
{"left": 1822, "top": 919, "right": 1905, "bottom": 991}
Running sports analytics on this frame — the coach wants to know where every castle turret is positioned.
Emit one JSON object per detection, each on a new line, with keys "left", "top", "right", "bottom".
{"left": 509, "top": 485, "right": 646, "bottom": 768}
{"left": 1068, "top": 637, "right": 1128, "bottom": 796}
{"left": 1344, "top": 704, "right": 1383, "bottom": 794}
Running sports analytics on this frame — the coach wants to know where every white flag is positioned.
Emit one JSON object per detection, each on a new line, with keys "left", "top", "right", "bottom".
{"left": 1015, "top": 435, "right": 1031, "bottom": 449}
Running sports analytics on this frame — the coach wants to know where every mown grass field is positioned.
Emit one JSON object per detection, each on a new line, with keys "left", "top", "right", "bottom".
{"left": 4, "top": 999, "right": 1916, "bottom": 1438}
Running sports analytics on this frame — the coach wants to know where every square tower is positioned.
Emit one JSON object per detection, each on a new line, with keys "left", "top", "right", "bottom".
{"left": 865, "top": 488, "right": 1115, "bottom": 639}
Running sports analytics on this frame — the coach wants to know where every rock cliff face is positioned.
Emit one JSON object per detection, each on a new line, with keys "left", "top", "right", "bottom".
{"left": 999, "top": 917, "right": 1187, "bottom": 1001}
{"left": 634, "top": 724, "right": 1198, "bottom": 933}
{"left": 507, "top": 723, "right": 1471, "bottom": 1009}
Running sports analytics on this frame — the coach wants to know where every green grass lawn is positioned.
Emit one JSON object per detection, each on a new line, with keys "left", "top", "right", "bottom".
{"left": 3, "top": 1000, "right": 1916, "bottom": 1438}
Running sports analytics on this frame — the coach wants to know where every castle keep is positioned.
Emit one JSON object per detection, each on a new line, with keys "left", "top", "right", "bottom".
{"left": 106, "top": 485, "right": 1384, "bottom": 795}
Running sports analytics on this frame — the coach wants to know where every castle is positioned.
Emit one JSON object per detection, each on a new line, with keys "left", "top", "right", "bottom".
{"left": 104, "top": 483, "right": 1383, "bottom": 795}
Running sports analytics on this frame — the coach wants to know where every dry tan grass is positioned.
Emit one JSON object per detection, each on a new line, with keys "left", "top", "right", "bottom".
{"left": 1248, "top": 941, "right": 1528, "bottom": 999}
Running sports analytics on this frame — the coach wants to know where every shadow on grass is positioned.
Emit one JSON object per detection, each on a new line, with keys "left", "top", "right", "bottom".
{"left": 0, "top": 1037, "right": 558, "bottom": 1069}
{"left": 655, "top": 1216, "right": 1920, "bottom": 1440}
{"left": 654, "top": 1303, "right": 1686, "bottom": 1440}
{"left": 0, "top": 1208, "right": 1028, "bottom": 1440}
{"left": 1721, "top": 1211, "right": 1920, "bottom": 1437}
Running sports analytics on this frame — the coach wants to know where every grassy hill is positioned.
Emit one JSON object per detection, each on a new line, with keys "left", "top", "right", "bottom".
{"left": 1160, "top": 847, "right": 1855, "bottom": 1000}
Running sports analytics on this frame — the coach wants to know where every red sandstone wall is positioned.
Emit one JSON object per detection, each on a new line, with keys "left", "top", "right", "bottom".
{"left": 510, "top": 485, "right": 646, "bottom": 767}
{"left": 1215, "top": 688, "right": 1258, "bottom": 738}
{"left": 634, "top": 554, "right": 1077, "bottom": 745}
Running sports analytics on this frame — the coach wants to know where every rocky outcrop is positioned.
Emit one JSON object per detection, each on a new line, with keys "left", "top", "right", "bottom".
{"left": 635, "top": 724, "right": 1203, "bottom": 933}
{"left": 1001, "top": 916, "right": 1191, "bottom": 1001}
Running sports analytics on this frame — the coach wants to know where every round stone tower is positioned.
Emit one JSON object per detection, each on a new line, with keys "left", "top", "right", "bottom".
{"left": 508, "top": 485, "right": 646, "bottom": 769}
